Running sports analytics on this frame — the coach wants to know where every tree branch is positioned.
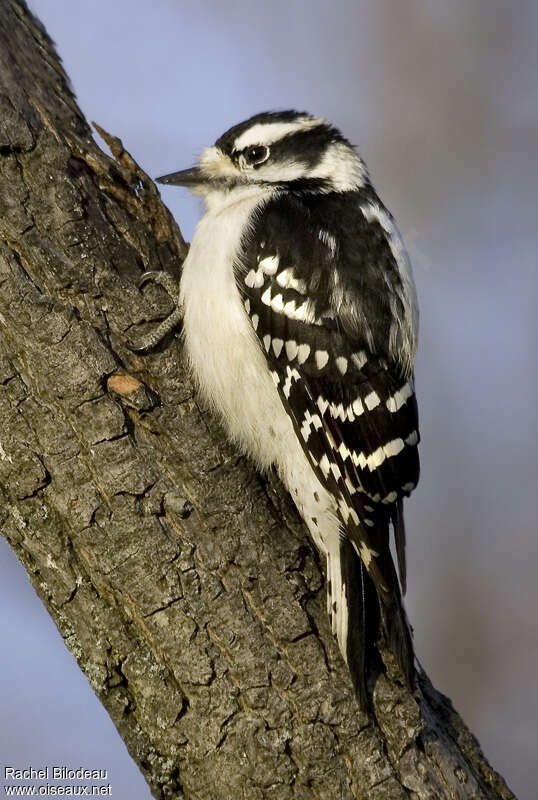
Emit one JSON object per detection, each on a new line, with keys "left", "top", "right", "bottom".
{"left": 0, "top": 2, "right": 516, "bottom": 798}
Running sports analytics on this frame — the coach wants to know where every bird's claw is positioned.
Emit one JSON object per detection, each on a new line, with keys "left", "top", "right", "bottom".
{"left": 129, "top": 270, "right": 181, "bottom": 352}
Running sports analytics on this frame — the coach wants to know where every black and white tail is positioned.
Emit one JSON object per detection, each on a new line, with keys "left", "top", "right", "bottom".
{"left": 327, "top": 517, "right": 414, "bottom": 709}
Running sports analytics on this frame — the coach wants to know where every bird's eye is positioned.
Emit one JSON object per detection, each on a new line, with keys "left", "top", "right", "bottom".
{"left": 243, "top": 145, "right": 269, "bottom": 166}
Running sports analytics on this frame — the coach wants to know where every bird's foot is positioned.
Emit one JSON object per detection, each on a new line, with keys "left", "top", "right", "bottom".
{"left": 129, "top": 271, "right": 181, "bottom": 352}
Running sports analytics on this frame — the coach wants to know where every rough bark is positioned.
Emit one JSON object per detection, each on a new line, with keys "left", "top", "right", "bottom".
{"left": 0, "top": 2, "right": 516, "bottom": 799}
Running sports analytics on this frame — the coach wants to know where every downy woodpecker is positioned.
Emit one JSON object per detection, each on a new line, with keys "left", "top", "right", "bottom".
{"left": 138, "top": 111, "right": 420, "bottom": 708}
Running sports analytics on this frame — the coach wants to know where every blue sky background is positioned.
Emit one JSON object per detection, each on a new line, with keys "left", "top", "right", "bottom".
{"left": 1, "top": 1, "right": 537, "bottom": 797}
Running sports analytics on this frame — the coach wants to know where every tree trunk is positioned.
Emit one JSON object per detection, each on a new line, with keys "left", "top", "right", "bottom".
{"left": 0, "top": 2, "right": 516, "bottom": 798}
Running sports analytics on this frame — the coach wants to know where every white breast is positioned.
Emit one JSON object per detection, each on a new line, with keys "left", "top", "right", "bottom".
{"left": 180, "top": 189, "right": 289, "bottom": 470}
{"left": 180, "top": 188, "right": 340, "bottom": 554}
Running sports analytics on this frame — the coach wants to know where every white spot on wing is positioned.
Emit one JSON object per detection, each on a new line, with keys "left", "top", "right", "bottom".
{"left": 318, "top": 228, "right": 338, "bottom": 257}
{"left": 319, "top": 453, "right": 330, "bottom": 477}
{"left": 352, "top": 397, "right": 364, "bottom": 416}
{"left": 335, "top": 356, "right": 348, "bottom": 375}
{"left": 315, "top": 350, "right": 329, "bottom": 369}
{"left": 296, "top": 343, "right": 310, "bottom": 364}
{"left": 406, "top": 430, "right": 419, "bottom": 446}
{"left": 382, "top": 491, "right": 398, "bottom": 504}
{"left": 245, "top": 269, "right": 264, "bottom": 288}
{"left": 259, "top": 255, "right": 279, "bottom": 275}
{"left": 383, "top": 438, "right": 404, "bottom": 458}
{"left": 261, "top": 287, "right": 272, "bottom": 305}
{"left": 271, "top": 293, "right": 285, "bottom": 312}
{"left": 351, "top": 351, "right": 368, "bottom": 370}
{"left": 364, "top": 391, "right": 380, "bottom": 410}
{"left": 317, "top": 395, "right": 329, "bottom": 414}
{"left": 386, "top": 381, "right": 413, "bottom": 412}
{"left": 285, "top": 340, "right": 298, "bottom": 360}
{"left": 272, "top": 338, "right": 283, "bottom": 357}
{"left": 276, "top": 268, "right": 307, "bottom": 294}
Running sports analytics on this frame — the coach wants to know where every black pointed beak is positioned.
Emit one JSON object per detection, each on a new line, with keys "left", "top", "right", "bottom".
{"left": 155, "top": 167, "right": 207, "bottom": 187}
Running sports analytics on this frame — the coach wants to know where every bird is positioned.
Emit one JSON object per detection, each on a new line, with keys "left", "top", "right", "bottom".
{"left": 136, "top": 110, "right": 420, "bottom": 709}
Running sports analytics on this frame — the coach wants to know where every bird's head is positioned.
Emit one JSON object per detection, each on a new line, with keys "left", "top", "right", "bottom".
{"left": 156, "top": 110, "right": 367, "bottom": 205}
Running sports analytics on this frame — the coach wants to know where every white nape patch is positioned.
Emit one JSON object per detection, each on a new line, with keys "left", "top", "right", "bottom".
{"left": 318, "top": 228, "right": 338, "bottom": 257}
{"left": 275, "top": 268, "right": 307, "bottom": 294}
{"left": 360, "top": 202, "right": 418, "bottom": 370}
{"left": 259, "top": 255, "right": 279, "bottom": 275}
{"left": 364, "top": 391, "right": 380, "bottom": 411}
{"left": 315, "top": 350, "right": 329, "bottom": 369}
{"left": 285, "top": 340, "right": 298, "bottom": 360}
{"left": 272, "top": 338, "right": 283, "bottom": 357}
{"left": 386, "top": 380, "right": 413, "bottom": 412}
{"left": 310, "top": 142, "right": 367, "bottom": 192}
{"left": 296, "top": 343, "right": 310, "bottom": 364}
{"left": 233, "top": 117, "right": 325, "bottom": 151}
{"left": 251, "top": 313, "right": 259, "bottom": 331}
{"left": 245, "top": 269, "right": 264, "bottom": 289}
{"left": 351, "top": 351, "right": 368, "bottom": 370}
{"left": 335, "top": 356, "right": 348, "bottom": 375}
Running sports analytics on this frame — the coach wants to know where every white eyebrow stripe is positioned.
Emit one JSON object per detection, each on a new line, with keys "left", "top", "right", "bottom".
{"left": 233, "top": 118, "right": 325, "bottom": 150}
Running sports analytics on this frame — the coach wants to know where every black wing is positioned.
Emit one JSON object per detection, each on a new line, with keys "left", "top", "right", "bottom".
{"left": 236, "top": 191, "right": 419, "bottom": 702}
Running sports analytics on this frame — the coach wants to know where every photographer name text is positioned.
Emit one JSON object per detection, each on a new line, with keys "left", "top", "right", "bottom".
{"left": 4, "top": 769, "right": 108, "bottom": 782}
